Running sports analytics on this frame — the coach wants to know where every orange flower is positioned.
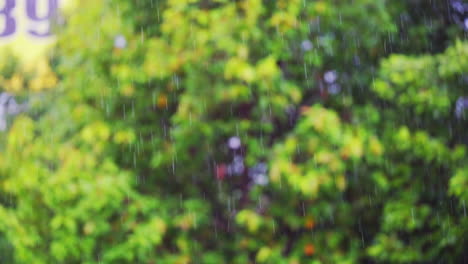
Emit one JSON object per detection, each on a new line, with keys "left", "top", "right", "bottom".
{"left": 300, "top": 106, "right": 310, "bottom": 115}
{"left": 305, "top": 218, "right": 315, "bottom": 230}
{"left": 304, "top": 244, "right": 315, "bottom": 256}
{"left": 157, "top": 94, "right": 168, "bottom": 109}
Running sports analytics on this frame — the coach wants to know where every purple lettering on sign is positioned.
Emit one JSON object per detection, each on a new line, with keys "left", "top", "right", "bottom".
{"left": 0, "top": 0, "right": 59, "bottom": 39}
{"left": 26, "top": 0, "right": 58, "bottom": 37}
{"left": 0, "top": 0, "right": 16, "bottom": 37}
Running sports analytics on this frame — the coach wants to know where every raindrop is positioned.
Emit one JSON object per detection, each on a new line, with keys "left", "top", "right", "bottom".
{"left": 301, "top": 40, "right": 313, "bottom": 51}
{"left": 228, "top": 136, "right": 241, "bottom": 150}
{"left": 253, "top": 174, "right": 268, "bottom": 186}
{"left": 0, "top": 92, "right": 28, "bottom": 131}
{"left": 228, "top": 155, "right": 245, "bottom": 176}
{"left": 114, "top": 34, "right": 127, "bottom": 49}
{"left": 249, "top": 162, "right": 268, "bottom": 186}
{"left": 324, "top": 70, "right": 338, "bottom": 84}
{"left": 328, "top": 83, "right": 341, "bottom": 95}
{"left": 455, "top": 97, "right": 468, "bottom": 118}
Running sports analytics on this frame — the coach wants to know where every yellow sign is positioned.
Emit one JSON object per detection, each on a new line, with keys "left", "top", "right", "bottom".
{"left": 0, "top": 0, "right": 71, "bottom": 63}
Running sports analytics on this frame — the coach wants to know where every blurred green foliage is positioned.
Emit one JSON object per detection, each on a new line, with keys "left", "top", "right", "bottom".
{"left": 1, "top": 0, "right": 468, "bottom": 263}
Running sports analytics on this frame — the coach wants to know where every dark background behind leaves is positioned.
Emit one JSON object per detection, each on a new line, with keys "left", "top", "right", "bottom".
{"left": 0, "top": 0, "right": 468, "bottom": 263}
